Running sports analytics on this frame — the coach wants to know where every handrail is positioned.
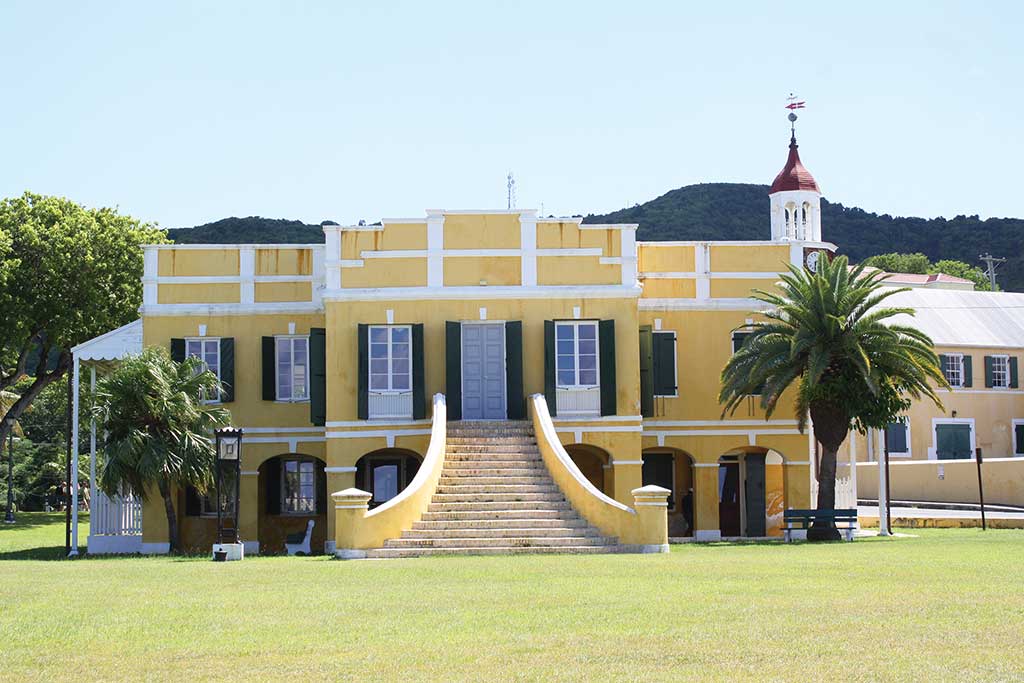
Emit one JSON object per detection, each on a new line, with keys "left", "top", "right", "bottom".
{"left": 530, "top": 393, "right": 652, "bottom": 544}
{"left": 342, "top": 393, "right": 446, "bottom": 549}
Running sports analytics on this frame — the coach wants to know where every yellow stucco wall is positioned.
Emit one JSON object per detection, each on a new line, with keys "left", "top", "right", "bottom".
{"left": 638, "top": 244, "right": 696, "bottom": 273}
{"left": 709, "top": 278, "right": 780, "bottom": 299}
{"left": 536, "top": 256, "right": 620, "bottom": 285}
{"left": 444, "top": 214, "right": 520, "bottom": 249}
{"left": 857, "top": 459, "right": 1024, "bottom": 507}
{"left": 536, "top": 222, "right": 621, "bottom": 257}
{"left": 158, "top": 249, "right": 239, "bottom": 276}
{"left": 709, "top": 244, "right": 790, "bottom": 272}
{"left": 443, "top": 256, "right": 521, "bottom": 286}
{"left": 256, "top": 248, "right": 313, "bottom": 276}
{"left": 641, "top": 278, "right": 697, "bottom": 299}
{"left": 341, "top": 224, "right": 427, "bottom": 258}
{"left": 341, "top": 258, "right": 427, "bottom": 288}
{"left": 158, "top": 283, "right": 240, "bottom": 304}
{"left": 255, "top": 281, "right": 313, "bottom": 302}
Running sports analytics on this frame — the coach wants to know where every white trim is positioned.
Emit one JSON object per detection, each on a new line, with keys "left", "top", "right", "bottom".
{"left": 143, "top": 243, "right": 321, "bottom": 250}
{"left": 644, "top": 429, "right": 801, "bottom": 438}
{"left": 641, "top": 271, "right": 784, "bottom": 280}
{"left": 324, "top": 466, "right": 358, "bottom": 474}
{"left": 989, "top": 354, "right": 1012, "bottom": 389}
{"left": 323, "top": 284, "right": 641, "bottom": 302}
{"left": 237, "top": 427, "right": 325, "bottom": 434}
{"left": 381, "top": 217, "right": 429, "bottom": 225}
{"left": 637, "top": 239, "right": 837, "bottom": 249}
{"left": 639, "top": 298, "right": 771, "bottom": 312}
{"left": 141, "top": 302, "right": 323, "bottom": 316}
{"left": 185, "top": 337, "right": 222, "bottom": 404}
{"left": 941, "top": 352, "right": 965, "bottom": 388}
{"left": 244, "top": 436, "right": 326, "bottom": 444}
{"left": 611, "top": 460, "right": 644, "bottom": 465}
{"left": 520, "top": 213, "right": 537, "bottom": 287}
{"left": 275, "top": 335, "right": 311, "bottom": 403}
{"left": 240, "top": 470, "right": 259, "bottom": 476}
{"left": 928, "top": 418, "right": 977, "bottom": 460}
{"left": 555, "top": 426, "right": 643, "bottom": 434}
{"left": 600, "top": 257, "right": 622, "bottom": 265}
{"left": 427, "top": 213, "right": 444, "bottom": 287}
{"left": 936, "top": 388, "right": 1023, "bottom": 395}
{"left": 577, "top": 223, "right": 638, "bottom": 230}
{"left": 642, "top": 419, "right": 798, "bottom": 427}
{"left": 325, "top": 429, "right": 432, "bottom": 439}
{"left": 552, "top": 415, "right": 642, "bottom": 423}
{"left": 554, "top": 320, "right": 600, "bottom": 390}
{"left": 324, "top": 419, "right": 430, "bottom": 428}
{"left": 693, "top": 463, "right": 719, "bottom": 468}
{"left": 694, "top": 530, "right": 722, "bottom": 542}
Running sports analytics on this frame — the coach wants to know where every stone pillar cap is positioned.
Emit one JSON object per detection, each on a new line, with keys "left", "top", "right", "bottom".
{"left": 332, "top": 488, "right": 372, "bottom": 501}
{"left": 632, "top": 485, "right": 671, "bottom": 497}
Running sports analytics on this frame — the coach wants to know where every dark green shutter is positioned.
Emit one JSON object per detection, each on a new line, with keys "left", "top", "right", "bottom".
{"left": 315, "top": 462, "right": 327, "bottom": 514}
{"left": 1010, "top": 357, "right": 1019, "bottom": 389}
{"left": 1016, "top": 424, "right": 1024, "bottom": 454}
{"left": 412, "top": 323, "right": 426, "bottom": 420}
{"left": 732, "top": 332, "right": 763, "bottom": 395}
{"left": 505, "top": 321, "right": 524, "bottom": 420}
{"left": 219, "top": 338, "right": 235, "bottom": 402}
{"left": 445, "top": 322, "right": 462, "bottom": 421}
{"left": 184, "top": 486, "right": 201, "bottom": 516}
{"left": 544, "top": 320, "right": 556, "bottom": 416}
{"left": 963, "top": 355, "right": 973, "bottom": 387}
{"left": 639, "top": 326, "right": 654, "bottom": 418}
{"left": 984, "top": 356, "right": 994, "bottom": 388}
{"left": 309, "top": 328, "right": 326, "bottom": 426}
{"left": 170, "top": 338, "right": 185, "bottom": 363}
{"left": 743, "top": 453, "right": 766, "bottom": 537}
{"left": 357, "top": 324, "right": 369, "bottom": 420}
{"left": 262, "top": 336, "right": 276, "bottom": 401}
{"left": 265, "top": 457, "right": 281, "bottom": 514}
{"left": 653, "top": 332, "right": 677, "bottom": 396}
{"left": 886, "top": 422, "right": 907, "bottom": 453}
{"left": 936, "top": 424, "right": 971, "bottom": 460}
{"left": 599, "top": 319, "right": 617, "bottom": 416}
{"left": 937, "top": 353, "right": 948, "bottom": 383}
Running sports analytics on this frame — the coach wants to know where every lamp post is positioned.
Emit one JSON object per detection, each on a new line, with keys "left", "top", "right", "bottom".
{"left": 213, "top": 427, "right": 243, "bottom": 559}
{"left": 4, "top": 417, "right": 15, "bottom": 524}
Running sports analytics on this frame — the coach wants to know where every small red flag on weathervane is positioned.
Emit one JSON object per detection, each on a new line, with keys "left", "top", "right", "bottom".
{"left": 785, "top": 93, "right": 806, "bottom": 110}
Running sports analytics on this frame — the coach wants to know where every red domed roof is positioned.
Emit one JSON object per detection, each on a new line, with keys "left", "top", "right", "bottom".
{"left": 769, "top": 134, "right": 819, "bottom": 194}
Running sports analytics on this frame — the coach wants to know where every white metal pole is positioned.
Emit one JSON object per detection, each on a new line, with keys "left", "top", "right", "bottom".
{"left": 70, "top": 355, "right": 80, "bottom": 556}
{"left": 850, "top": 432, "right": 859, "bottom": 526}
{"left": 876, "top": 428, "right": 890, "bottom": 536}
{"left": 89, "top": 365, "right": 96, "bottom": 541}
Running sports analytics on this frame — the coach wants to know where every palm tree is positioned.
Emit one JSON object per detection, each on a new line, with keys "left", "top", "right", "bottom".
{"left": 720, "top": 255, "right": 946, "bottom": 540}
{"left": 91, "top": 346, "right": 229, "bottom": 553}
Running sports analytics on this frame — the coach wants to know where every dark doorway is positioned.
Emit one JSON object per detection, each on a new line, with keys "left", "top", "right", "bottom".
{"left": 718, "top": 459, "right": 741, "bottom": 537}
{"left": 356, "top": 450, "right": 421, "bottom": 508}
{"left": 744, "top": 453, "right": 766, "bottom": 537}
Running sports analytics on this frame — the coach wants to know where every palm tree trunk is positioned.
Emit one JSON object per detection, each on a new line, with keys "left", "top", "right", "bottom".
{"left": 808, "top": 402, "right": 846, "bottom": 542}
{"left": 158, "top": 479, "right": 179, "bottom": 554}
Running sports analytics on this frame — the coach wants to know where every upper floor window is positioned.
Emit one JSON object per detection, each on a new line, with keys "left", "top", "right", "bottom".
{"left": 281, "top": 458, "right": 317, "bottom": 514}
{"left": 943, "top": 353, "right": 964, "bottom": 387}
{"left": 186, "top": 338, "right": 220, "bottom": 403}
{"left": 556, "top": 321, "right": 598, "bottom": 389}
{"left": 991, "top": 355, "right": 1010, "bottom": 389}
{"left": 370, "top": 325, "right": 411, "bottom": 392}
{"left": 276, "top": 336, "right": 309, "bottom": 402}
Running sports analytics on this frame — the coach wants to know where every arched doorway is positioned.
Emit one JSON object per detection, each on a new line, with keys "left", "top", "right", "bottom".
{"left": 642, "top": 448, "right": 696, "bottom": 537}
{"left": 564, "top": 444, "right": 610, "bottom": 494}
{"left": 258, "top": 454, "right": 328, "bottom": 554}
{"left": 355, "top": 449, "right": 422, "bottom": 508}
{"left": 718, "top": 448, "right": 774, "bottom": 538}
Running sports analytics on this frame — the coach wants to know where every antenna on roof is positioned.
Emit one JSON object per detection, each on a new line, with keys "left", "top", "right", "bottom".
{"left": 979, "top": 253, "right": 1006, "bottom": 290}
{"left": 507, "top": 172, "right": 516, "bottom": 210}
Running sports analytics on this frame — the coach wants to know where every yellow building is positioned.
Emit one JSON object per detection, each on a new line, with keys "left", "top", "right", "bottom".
{"left": 80, "top": 131, "right": 1019, "bottom": 556}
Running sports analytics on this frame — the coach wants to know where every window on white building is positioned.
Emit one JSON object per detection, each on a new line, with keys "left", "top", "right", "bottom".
{"left": 991, "top": 355, "right": 1010, "bottom": 389}
{"left": 943, "top": 354, "right": 964, "bottom": 387}
{"left": 276, "top": 336, "right": 309, "bottom": 401}
{"left": 281, "top": 459, "right": 317, "bottom": 514}
{"left": 555, "top": 321, "right": 599, "bottom": 389}
{"left": 185, "top": 338, "right": 220, "bottom": 403}
{"left": 369, "top": 325, "right": 412, "bottom": 392}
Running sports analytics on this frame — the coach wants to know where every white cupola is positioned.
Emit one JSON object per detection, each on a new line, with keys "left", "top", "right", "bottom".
{"left": 769, "top": 129, "right": 822, "bottom": 242}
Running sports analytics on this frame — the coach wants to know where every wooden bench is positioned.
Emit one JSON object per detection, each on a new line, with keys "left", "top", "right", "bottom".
{"left": 285, "top": 520, "right": 316, "bottom": 556}
{"left": 783, "top": 509, "right": 858, "bottom": 542}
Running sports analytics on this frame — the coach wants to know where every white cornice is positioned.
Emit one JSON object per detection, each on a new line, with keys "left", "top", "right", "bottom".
{"left": 323, "top": 284, "right": 642, "bottom": 302}
{"left": 140, "top": 302, "right": 324, "bottom": 317}
{"left": 639, "top": 298, "right": 772, "bottom": 312}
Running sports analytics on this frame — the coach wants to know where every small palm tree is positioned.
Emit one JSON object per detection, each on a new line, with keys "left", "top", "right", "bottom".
{"left": 91, "top": 346, "right": 229, "bottom": 553}
{"left": 720, "top": 255, "right": 946, "bottom": 540}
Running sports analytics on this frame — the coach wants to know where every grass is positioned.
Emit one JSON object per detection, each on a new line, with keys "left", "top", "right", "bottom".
{"left": 1, "top": 514, "right": 1022, "bottom": 682}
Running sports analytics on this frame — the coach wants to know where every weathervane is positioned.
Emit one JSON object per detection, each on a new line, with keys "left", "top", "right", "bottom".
{"left": 785, "top": 93, "right": 806, "bottom": 135}
{"left": 507, "top": 172, "right": 516, "bottom": 210}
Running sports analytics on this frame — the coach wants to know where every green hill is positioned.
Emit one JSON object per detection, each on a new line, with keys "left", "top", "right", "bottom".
{"left": 167, "top": 183, "right": 1024, "bottom": 291}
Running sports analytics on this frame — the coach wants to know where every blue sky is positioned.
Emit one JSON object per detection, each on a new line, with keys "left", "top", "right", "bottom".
{"left": 1, "top": 1, "right": 1021, "bottom": 229}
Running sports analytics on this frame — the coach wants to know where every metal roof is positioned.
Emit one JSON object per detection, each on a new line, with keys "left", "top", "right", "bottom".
{"left": 884, "top": 288, "right": 1024, "bottom": 349}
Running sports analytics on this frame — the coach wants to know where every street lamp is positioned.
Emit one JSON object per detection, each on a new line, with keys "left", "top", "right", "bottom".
{"left": 4, "top": 417, "right": 15, "bottom": 524}
{"left": 213, "top": 427, "right": 243, "bottom": 553}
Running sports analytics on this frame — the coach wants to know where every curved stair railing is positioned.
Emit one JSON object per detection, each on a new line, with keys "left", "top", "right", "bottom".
{"left": 332, "top": 393, "right": 447, "bottom": 558}
{"left": 530, "top": 393, "right": 670, "bottom": 553}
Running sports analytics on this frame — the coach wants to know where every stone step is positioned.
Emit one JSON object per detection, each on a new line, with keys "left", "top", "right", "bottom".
{"left": 448, "top": 421, "right": 532, "bottom": 429}
{"left": 412, "top": 517, "right": 589, "bottom": 530}
{"left": 446, "top": 436, "right": 536, "bottom": 444}
{"left": 441, "top": 466, "right": 546, "bottom": 476}
{"left": 401, "top": 526, "right": 602, "bottom": 540}
{"left": 421, "top": 508, "right": 577, "bottom": 521}
{"left": 384, "top": 535, "right": 614, "bottom": 549}
{"left": 436, "top": 483, "right": 559, "bottom": 495}
{"left": 446, "top": 444, "right": 540, "bottom": 453}
{"left": 439, "top": 475, "right": 552, "bottom": 486}
{"left": 431, "top": 491, "right": 565, "bottom": 504}
{"left": 427, "top": 500, "right": 573, "bottom": 513}
{"left": 444, "top": 453, "right": 542, "bottom": 463}
{"left": 364, "top": 545, "right": 618, "bottom": 558}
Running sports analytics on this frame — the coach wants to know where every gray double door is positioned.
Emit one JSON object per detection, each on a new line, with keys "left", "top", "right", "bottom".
{"left": 461, "top": 323, "right": 507, "bottom": 420}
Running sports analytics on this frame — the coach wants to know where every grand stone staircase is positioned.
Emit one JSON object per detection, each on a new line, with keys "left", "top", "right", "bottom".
{"left": 364, "top": 421, "right": 621, "bottom": 558}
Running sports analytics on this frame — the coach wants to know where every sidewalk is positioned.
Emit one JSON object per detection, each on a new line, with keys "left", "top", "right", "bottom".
{"left": 858, "top": 504, "right": 1024, "bottom": 529}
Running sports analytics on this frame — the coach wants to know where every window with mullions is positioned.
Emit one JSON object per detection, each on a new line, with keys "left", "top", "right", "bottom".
{"left": 555, "top": 321, "right": 599, "bottom": 388}
{"left": 991, "top": 355, "right": 1010, "bottom": 389}
{"left": 276, "top": 337, "right": 309, "bottom": 401}
{"left": 943, "top": 354, "right": 964, "bottom": 387}
{"left": 186, "top": 338, "right": 221, "bottom": 403}
{"left": 282, "top": 459, "right": 317, "bottom": 514}
{"left": 369, "top": 325, "right": 412, "bottom": 392}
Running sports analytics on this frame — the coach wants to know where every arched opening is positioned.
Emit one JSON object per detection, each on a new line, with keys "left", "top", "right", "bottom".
{"left": 355, "top": 449, "right": 422, "bottom": 509}
{"left": 765, "top": 451, "right": 785, "bottom": 537}
{"left": 785, "top": 202, "right": 797, "bottom": 238}
{"left": 801, "top": 201, "right": 812, "bottom": 239}
{"left": 642, "top": 448, "right": 696, "bottom": 537}
{"left": 258, "top": 454, "right": 328, "bottom": 555}
{"left": 718, "top": 448, "right": 777, "bottom": 538}
{"left": 564, "top": 444, "right": 610, "bottom": 495}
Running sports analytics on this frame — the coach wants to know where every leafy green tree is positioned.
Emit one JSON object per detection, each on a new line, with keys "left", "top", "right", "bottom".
{"left": 91, "top": 347, "right": 229, "bottom": 553}
{"left": 863, "top": 252, "right": 931, "bottom": 274}
{"left": 929, "top": 259, "right": 993, "bottom": 291}
{"left": 719, "top": 256, "right": 947, "bottom": 540}
{"left": 0, "top": 193, "right": 167, "bottom": 458}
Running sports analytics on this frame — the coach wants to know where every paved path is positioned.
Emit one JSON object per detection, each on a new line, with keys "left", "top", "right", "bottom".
{"left": 859, "top": 505, "right": 1024, "bottom": 520}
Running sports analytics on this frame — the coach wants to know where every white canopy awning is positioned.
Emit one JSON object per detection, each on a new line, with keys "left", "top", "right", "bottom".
{"left": 71, "top": 319, "right": 143, "bottom": 362}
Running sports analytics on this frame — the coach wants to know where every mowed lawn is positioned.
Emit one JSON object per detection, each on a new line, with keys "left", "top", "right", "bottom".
{"left": 1, "top": 514, "right": 1022, "bottom": 682}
